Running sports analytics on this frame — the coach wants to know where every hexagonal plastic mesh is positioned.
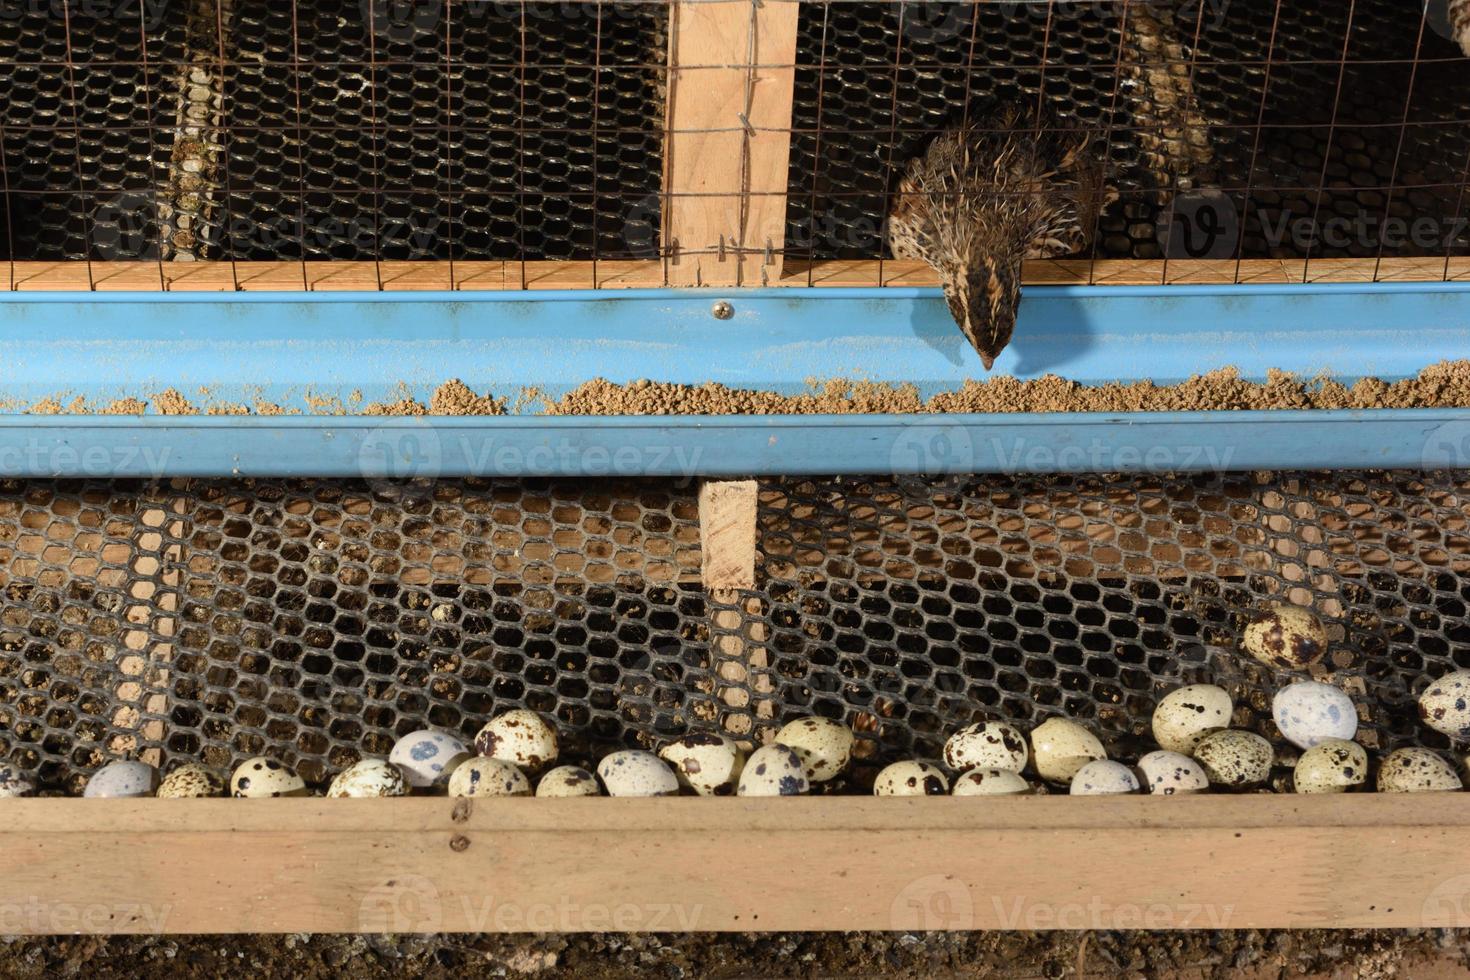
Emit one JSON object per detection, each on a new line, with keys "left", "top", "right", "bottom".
{"left": 0, "top": 471, "right": 1467, "bottom": 793}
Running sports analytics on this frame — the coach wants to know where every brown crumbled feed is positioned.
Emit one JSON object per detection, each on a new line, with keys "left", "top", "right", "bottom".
{"left": 28, "top": 398, "right": 64, "bottom": 415}
{"left": 253, "top": 401, "right": 293, "bottom": 416}
{"left": 428, "top": 379, "right": 507, "bottom": 416}
{"left": 152, "top": 388, "right": 197, "bottom": 415}
{"left": 100, "top": 397, "right": 149, "bottom": 416}
{"left": 204, "top": 403, "right": 251, "bottom": 416}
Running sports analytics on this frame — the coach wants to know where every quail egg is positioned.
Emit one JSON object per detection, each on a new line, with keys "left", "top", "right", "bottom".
{"left": 536, "top": 765, "right": 601, "bottom": 798}
{"left": 1191, "top": 730, "right": 1274, "bottom": 789}
{"left": 597, "top": 750, "right": 680, "bottom": 797}
{"left": 84, "top": 760, "right": 159, "bottom": 799}
{"left": 1242, "top": 602, "right": 1328, "bottom": 670}
{"left": 1272, "top": 681, "right": 1357, "bottom": 750}
{"left": 475, "top": 709, "right": 559, "bottom": 773}
{"left": 1418, "top": 670, "right": 1470, "bottom": 740}
{"left": 230, "top": 756, "right": 309, "bottom": 798}
{"left": 327, "top": 758, "right": 411, "bottom": 799}
{"left": 944, "top": 721, "right": 1028, "bottom": 774}
{"left": 0, "top": 765, "right": 36, "bottom": 799}
{"left": 873, "top": 761, "right": 948, "bottom": 797}
{"left": 659, "top": 733, "right": 746, "bottom": 796}
{"left": 1030, "top": 718, "right": 1107, "bottom": 784}
{"left": 1070, "top": 760, "right": 1140, "bottom": 796}
{"left": 1151, "top": 684, "right": 1233, "bottom": 754}
{"left": 1293, "top": 739, "right": 1368, "bottom": 794}
{"left": 156, "top": 763, "right": 225, "bottom": 799}
{"left": 1136, "top": 750, "right": 1211, "bottom": 795}
{"left": 774, "top": 717, "right": 854, "bottom": 783}
{"left": 1377, "top": 747, "right": 1463, "bottom": 793}
{"left": 389, "top": 729, "right": 472, "bottom": 789}
{"left": 951, "top": 768, "right": 1032, "bottom": 796}
{"left": 736, "top": 744, "right": 810, "bottom": 797}
{"left": 448, "top": 757, "right": 531, "bottom": 798}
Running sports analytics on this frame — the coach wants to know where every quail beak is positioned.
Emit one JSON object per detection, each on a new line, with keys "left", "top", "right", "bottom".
{"left": 979, "top": 353, "right": 996, "bottom": 371}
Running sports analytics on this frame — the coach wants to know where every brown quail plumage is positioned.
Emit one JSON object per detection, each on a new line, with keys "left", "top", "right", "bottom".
{"left": 888, "top": 102, "right": 1111, "bottom": 370}
{"left": 1452, "top": 0, "right": 1470, "bottom": 56}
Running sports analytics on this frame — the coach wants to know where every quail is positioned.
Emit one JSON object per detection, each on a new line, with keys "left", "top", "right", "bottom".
{"left": 888, "top": 101, "right": 1111, "bottom": 370}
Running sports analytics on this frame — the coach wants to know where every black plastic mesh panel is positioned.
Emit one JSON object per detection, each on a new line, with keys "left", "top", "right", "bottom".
{"left": 1, "top": 471, "right": 1467, "bottom": 793}
{"left": 786, "top": 0, "right": 1470, "bottom": 263}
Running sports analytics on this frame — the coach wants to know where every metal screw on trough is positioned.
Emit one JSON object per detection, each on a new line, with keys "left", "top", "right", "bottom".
{"left": 711, "top": 301, "right": 735, "bottom": 321}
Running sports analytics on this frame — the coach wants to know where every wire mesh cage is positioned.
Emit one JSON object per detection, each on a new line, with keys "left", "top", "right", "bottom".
{"left": 1, "top": 0, "right": 1467, "bottom": 286}
{"left": 2, "top": 470, "right": 1467, "bottom": 794}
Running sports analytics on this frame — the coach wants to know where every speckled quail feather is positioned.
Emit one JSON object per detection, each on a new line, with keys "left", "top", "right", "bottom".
{"left": 889, "top": 102, "right": 1110, "bottom": 370}
{"left": 1452, "top": 0, "right": 1470, "bottom": 56}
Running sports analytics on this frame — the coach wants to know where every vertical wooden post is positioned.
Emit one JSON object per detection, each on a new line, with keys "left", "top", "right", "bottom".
{"left": 698, "top": 480, "right": 773, "bottom": 738}
{"left": 663, "top": 0, "right": 801, "bottom": 286}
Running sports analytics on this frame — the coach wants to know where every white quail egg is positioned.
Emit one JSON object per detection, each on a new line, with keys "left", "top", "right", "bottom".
{"left": 389, "top": 729, "right": 472, "bottom": 789}
{"left": 0, "top": 765, "right": 36, "bottom": 798}
{"left": 230, "top": 756, "right": 309, "bottom": 798}
{"left": 873, "top": 761, "right": 948, "bottom": 797}
{"left": 535, "top": 765, "right": 601, "bottom": 798}
{"left": 1070, "top": 760, "right": 1140, "bottom": 796}
{"left": 1151, "top": 684, "right": 1233, "bottom": 754}
{"left": 448, "top": 757, "right": 531, "bottom": 798}
{"left": 156, "top": 763, "right": 225, "bottom": 799}
{"left": 597, "top": 750, "right": 680, "bottom": 797}
{"left": 736, "top": 744, "right": 810, "bottom": 797}
{"left": 1137, "top": 750, "right": 1211, "bottom": 795}
{"left": 84, "top": 760, "right": 159, "bottom": 798}
{"left": 1377, "top": 748, "right": 1463, "bottom": 793}
{"left": 951, "top": 768, "right": 1032, "bottom": 796}
{"left": 1191, "top": 730, "right": 1274, "bottom": 789}
{"left": 1272, "top": 681, "right": 1357, "bottom": 750}
{"left": 1242, "top": 602, "right": 1328, "bottom": 670}
{"left": 944, "top": 721, "right": 1028, "bottom": 773}
{"left": 1293, "top": 739, "right": 1367, "bottom": 794}
{"left": 774, "top": 717, "right": 854, "bottom": 783}
{"left": 327, "top": 758, "right": 411, "bottom": 799}
{"left": 659, "top": 733, "right": 746, "bottom": 796}
{"left": 475, "top": 709, "right": 559, "bottom": 773}
{"left": 1418, "top": 670, "right": 1470, "bottom": 740}
{"left": 1030, "top": 717, "right": 1106, "bottom": 784}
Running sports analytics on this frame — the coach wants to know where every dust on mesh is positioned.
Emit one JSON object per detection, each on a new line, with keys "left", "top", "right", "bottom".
{"left": 0, "top": 471, "right": 1466, "bottom": 794}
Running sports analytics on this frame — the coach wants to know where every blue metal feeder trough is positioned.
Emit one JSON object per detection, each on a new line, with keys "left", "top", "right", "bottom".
{"left": 0, "top": 281, "right": 1467, "bottom": 478}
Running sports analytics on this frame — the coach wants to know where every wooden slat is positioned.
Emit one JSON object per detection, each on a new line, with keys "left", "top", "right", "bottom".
{"left": 1, "top": 796, "right": 1469, "bottom": 933}
{"left": 662, "top": 0, "right": 800, "bottom": 286}
{"left": 7, "top": 257, "right": 1470, "bottom": 292}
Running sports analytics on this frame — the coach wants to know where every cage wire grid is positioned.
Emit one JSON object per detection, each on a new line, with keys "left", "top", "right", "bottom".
{"left": 0, "top": 0, "right": 1467, "bottom": 282}
{"left": 0, "top": 471, "right": 1467, "bottom": 794}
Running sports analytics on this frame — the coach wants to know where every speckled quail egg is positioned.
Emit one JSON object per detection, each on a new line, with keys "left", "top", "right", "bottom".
{"left": 1191, "top": 730, "right": 1274, "bottom": 789}
{"left": 951, "top": 768, "right": 1032, "bottom": 796}
{"left": 156, "top": 763, "right": 225, "bottom": 799}
{"left": 659, "top": 733, "right": 746, "bottom": 796}
{"left": 1377, "top": 748, "right": 1463, "bottom": 793}
{"left": 0, "top": 765, "right": 36, "bottom": 799}
{"left": 536, "top": 765, "right": 601, "bottom": 798}
{"left": 1151, "top": 684, "right": 1233, "bottom": 754}
{"left": 389, "top": 729, "right": 472, "bottom": 789}
{"left": 873, "top": 761, "right": 948, "bottom": 797}
{"left": 1272, "top": 681, "right": 1357, "bottom": 750}
{"left": 475, "top": 709, "right": 559, "bottom": 773}
{"left": 230, "top": 756, "right": 309, "bottom": 799}
{"left": 774, "top": 717, "right": 854, "bottom": 783}
{"left": 327, "top": 758, "right": 411, "bottom": 799}
{"left": 1030, "top": 718, "right": 1107, "bottom": 784}
{"left": 1242, "top": 602, "right": 1328, "bottom": 670}
{"left": 597, "top": 750, "right": 680, "bottom": 797}
{"left": 1070, "top": 760, "right": 1140, "bottom": 796}
{"left": 1136, "top": 750, "right": 1211, "bottom": 795}
{"left": 1418, "top": 670, "right": 1470, "bottom": 740}
{"left": 944, "top": 721, "right": 1028, "bottom": 774}
{"left": 448, "top": 757, "right": 531, "bottom": 798}
{"left": 84, "top": 760, "right": 159, "bottom": 799}
{"left": 1293, "top": 739, "right": 1368, "bottom": 794}
{"left": 736, "top": 744, "right": 810, "bottom": 797}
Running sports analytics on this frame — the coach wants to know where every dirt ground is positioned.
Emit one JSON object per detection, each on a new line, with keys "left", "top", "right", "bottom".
{"left": 5, "top": 930, "right": 1470, "bottom": 979}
